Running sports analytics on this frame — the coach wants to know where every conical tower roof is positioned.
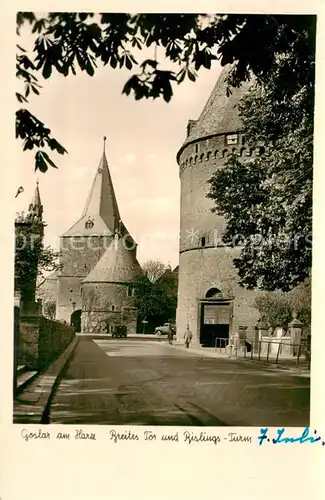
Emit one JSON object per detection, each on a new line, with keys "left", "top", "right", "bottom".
{"left": 83, "top": 235, "right": 143, "bottom": 283}
{"left": 63, "top": 137, "right": 125, "bottom": 237}
{"left": 28, "top": 180, "right": 43, "bottom": 219}
{"left": 177, "top": 65, "right": 251, "bottom": 160}
{"left": 31, "top": 180, "right": 42, "bottom": 207}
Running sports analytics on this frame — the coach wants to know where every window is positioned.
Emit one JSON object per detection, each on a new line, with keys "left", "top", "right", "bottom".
{"left": 205, "top": 287, "right": 222, "bottom": 298}
{"left": 85, "top": 219, "right": 94, "bottom": 229}
{"left": 112, "top": 305, "right": 115, "bottom": 311}
{"left": 201, "top": 237, "right": 206, "bottom": 247}
{"left": 195, "top": 143, "right": 199, "bottom": 153}
{"left": 226, "top": 134, "right": 238, "bottom": 145}
{"left": 127, "top": 287, "right": 132, "bottom": 297}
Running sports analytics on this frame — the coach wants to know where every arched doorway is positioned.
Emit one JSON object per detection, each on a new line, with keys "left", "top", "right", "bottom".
{"left": 200, "top": 288, "right": 232, "bottom": 347}
{"left": 70, "top": 309, "right": 81, "bottom": 332}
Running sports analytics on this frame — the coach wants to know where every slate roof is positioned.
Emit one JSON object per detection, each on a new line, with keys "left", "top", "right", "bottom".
{"left": 83, "top": 236, "right": 143, "bottom": 284}
{"left": 30, "top": 180, "right": 42, "bottom": 208}
{"left": 177, "top": 65, "right": 252, "bottom": 159}
{"left": 62, "top": 140, "right": 129, "bottom": 238}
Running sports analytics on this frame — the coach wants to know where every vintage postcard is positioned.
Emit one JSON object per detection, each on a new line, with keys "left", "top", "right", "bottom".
{"left": 1, "top": 1, "right": 324, "bottom": 499}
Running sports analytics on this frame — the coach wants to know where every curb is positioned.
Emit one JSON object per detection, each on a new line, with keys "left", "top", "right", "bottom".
{"left": 41, "top": 336, "right": 79, "bottom": 424}
{"left": 14, "top": 336, "right": 79, "bottom": 424}
{"left": 239, "top": 357, "right": 310, "bottom": 374}
{"left": 163, "top": 343, "right": 311, "bottom": 373}
{"left": 15, "top": 371, "right": 39, "bottom": 396}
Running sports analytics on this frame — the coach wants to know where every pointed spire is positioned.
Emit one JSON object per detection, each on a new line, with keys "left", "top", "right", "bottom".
{"left": 81, "top": 137, "right": 121, "bottom": 232}
{"left": 63, "top": 137, "right": 129, "bottom": 237}
{"left": 28, "top": 179, "right": 43, "bottom": 220}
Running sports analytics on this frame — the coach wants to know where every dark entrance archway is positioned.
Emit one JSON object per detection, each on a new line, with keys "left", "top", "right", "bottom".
{"left": 70, "top": 309, "right": 81, "bottom": 332}
{"left": 200, "top": 300, "right": 232, "bottom": 347}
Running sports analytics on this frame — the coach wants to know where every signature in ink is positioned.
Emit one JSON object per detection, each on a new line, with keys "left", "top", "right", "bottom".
{"left": 257, "top": 427, "right": 325, "bottom": 446}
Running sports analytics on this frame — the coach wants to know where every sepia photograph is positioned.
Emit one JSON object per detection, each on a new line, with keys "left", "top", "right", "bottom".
{"left": 13, "top": 12, "right": 315, "bottom": 427}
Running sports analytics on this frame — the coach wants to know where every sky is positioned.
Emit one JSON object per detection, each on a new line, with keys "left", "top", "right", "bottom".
{"left": 15, "top": 19, "right": 222, "bottom": 268}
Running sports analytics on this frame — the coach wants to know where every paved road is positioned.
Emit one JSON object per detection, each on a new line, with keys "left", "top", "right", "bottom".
{"left": 50, "top": 337, "right": 310, "bottom": 426}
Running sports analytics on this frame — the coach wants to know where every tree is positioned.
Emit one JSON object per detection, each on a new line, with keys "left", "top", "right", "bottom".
{"left": 287, "top": 277, "right": 311, "bottom": 328}
{"left": 208, "top": 17, "right": 315, "bottom": 291}
{"left": 15, "top": 214, "right": 60, "bottom": 301}
{"left": 133, "top": 270, "right": 177, "bottom": 329}
{"left": 81, "top": 288, "right": 105, "bottom": 332}
{"left": 253, "top": 278, "right": 311, "bottom": 332}
{"left": 16, "top": 13, "right": 316, "bottom": 289}
{"left": 16, "top": 13, "right": 315, "bottom": 171}
{"left": 81, "top": 287, "right": 136, "bottom": 333}
{"left": 142, "top": 259, "right": 167, "bottom": 283}
{"left": 253, "top": 293, "right": 292, "bottom": 332}
{"left": 43, "top": 299, "right": 56, "bottom": 319}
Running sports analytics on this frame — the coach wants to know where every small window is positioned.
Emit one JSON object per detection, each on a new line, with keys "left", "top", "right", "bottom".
{"left": 127, "top": 287, "right": 132, "bottom": 297}
{"left": 201, "top": 237, "right": 206, "bottom": 247}
{"left": 85, "top": 219, "right": 94, "bottom": 229}
{"left": 195, "top": 144, "right": 199, "bottom": 153}
{"left": 226, "top": 134, "right": 238, "bottom": 145}
{"left": 112, "top": 305, "right": 115, "bottom": 311}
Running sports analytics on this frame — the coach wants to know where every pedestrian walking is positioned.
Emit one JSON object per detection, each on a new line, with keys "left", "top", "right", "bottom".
{"left": 168, "top": 327, "right": 174, "bottom": 345}
{"left": 184, "top": 326, "right": 192, "bottom": 348}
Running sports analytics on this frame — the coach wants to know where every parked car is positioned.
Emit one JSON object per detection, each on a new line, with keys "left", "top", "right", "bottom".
{"left": 154, "top": 322, "right": 176, "bottom": 336}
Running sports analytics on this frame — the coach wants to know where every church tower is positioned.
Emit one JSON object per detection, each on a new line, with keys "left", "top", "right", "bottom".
{"left": 15, "top": 181, "right": 44, "bottom": 303}
{"left": 176, "top": 66, "right": 260, "bottom": 347}
{"left": 28, "top": 180, "right": 43, "bottom": 222}
{"left": 56, "top": 137, "right": 128, "bottom": 322}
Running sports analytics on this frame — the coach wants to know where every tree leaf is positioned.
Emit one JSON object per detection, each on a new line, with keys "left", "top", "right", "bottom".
{"left": 35, "top": 151, "right": 48, "bottom": 172}
{"left": 42, "top": 60, "right": 52, "bottom": 79}
{"left": 41, "top": 151, "right": 58, "bottom": 168}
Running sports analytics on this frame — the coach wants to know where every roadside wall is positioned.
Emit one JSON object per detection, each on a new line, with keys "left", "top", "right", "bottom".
{"left": 19, "top": 315, "right": 75, "bottom": 371}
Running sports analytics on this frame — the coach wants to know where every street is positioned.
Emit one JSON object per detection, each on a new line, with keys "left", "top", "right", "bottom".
{"left": 49, "top": 337, "right": 310, "bottom": 426}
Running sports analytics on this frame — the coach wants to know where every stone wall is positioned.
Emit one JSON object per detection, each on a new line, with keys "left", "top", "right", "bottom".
{"left": 19, "top": 315, "right": 75, "bottom": 371}
{"left": 81, "top": 282, "right": 137, "bottom": 334}
{"left": 56, "top": 235, "right": 113, "bottom": 322}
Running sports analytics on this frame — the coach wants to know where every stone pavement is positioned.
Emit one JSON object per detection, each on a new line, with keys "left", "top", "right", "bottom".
{"left": 13, "top": 335, "right": 310, "bottom": 425}
{"left": 48, "top": 337, "right": 310, "bottom": 426}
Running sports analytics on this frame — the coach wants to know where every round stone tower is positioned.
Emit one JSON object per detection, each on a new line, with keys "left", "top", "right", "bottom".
{"left": 81, "top": 233, "right": 143, "bottom": 334}
{"left": 176, "top": 66, "right": 259, "bottom": 347}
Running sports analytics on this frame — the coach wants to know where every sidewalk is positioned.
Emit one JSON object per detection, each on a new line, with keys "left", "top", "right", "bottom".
{"left": 161, "top": 340, "right": 310, "bottom": 374}
{"left": 13, "top": 336, "right": 79, "bottom": 424}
